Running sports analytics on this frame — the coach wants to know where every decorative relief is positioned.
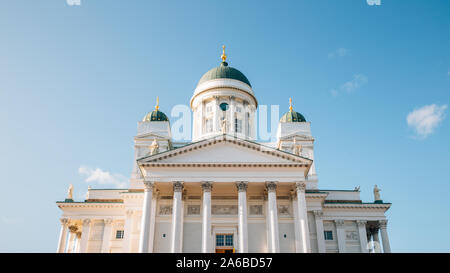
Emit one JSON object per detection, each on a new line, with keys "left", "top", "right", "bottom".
{"left": 313, "top": 210, "right": 323, "bottom": 218}
{"left": 201, "top": 182, "right": 213, "bottom": 192}
{"left": 173, "top": 181, "right": 184, "bottom": 192}
{"left": 335, "top": 220, "right": 345, "bottom": 227}
{"left": 187, "top": 205, "right": 201, "bottom": 215}
{"left": 236, "top": 182, "right": 248, "bottom": 192}
{"left": 346, "top": 231, "right": 359, "bottom": 241}
{"left": 159, "top": 205, "right": 173, "bottom": 215}
{"left": 266, "top": 182, "right": 277, "bottom": 192}
{"left": 212, "top": 205, "right": 238, "bottom": 215}
{"left": 295, "top": 182, "right": 306, "bottom": 192}
{"left": 143, "top": 181, "right": 154, "bottom": 191}
{"left": 277, "top": 205, "right": 290, "bottom": 215}
{"left": 249, "top": 205, "right": 263, "bottom": 215}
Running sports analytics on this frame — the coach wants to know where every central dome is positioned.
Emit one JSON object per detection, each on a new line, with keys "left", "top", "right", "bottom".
{"left": 197, "top": 61, "right": 251, "bottom": 87}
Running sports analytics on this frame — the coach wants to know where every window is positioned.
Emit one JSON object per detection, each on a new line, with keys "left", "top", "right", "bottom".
{"left": 324, "top": 231, "right": 333, "bottom": 241}
{"left": 235, "top": 118, "right": 242, "bottom": 133}
{"left": 216, "top": 234, "right": 233, "bottom": 246}
{"left": 206, "top": 105, "right": 212, "bottom": 113}
{"left": 205, "top": 118, "right": 213, "bottom": 133}
{"left": 116, "top": 230, "right": 124, "bottom": 239}
{"left": 219, "top": 102, "right": 229, "bottom": 111}
{"left": 236, "top": 106, "right": 242, "bottom": 113}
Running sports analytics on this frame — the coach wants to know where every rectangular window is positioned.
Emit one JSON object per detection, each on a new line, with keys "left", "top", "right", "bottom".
{"left": 116, "top": 230, "right": 124, "bottom": 239}
{"left": 235, "top": 119, "right": 242, "bottom": 133}
{"left": 216, "top": 234, "right": 233, "bottom": 247}
{"left": 205, "top": 118, "right": 213, "bottom": 133}
{"left": 225, "top": 235, "right": 233, "bottom": 246}
{"left": 216, "top": 235, "right": 225, "bottom": 246}
{"left": 324, "top": 231, "right": 333, "bottom": 241}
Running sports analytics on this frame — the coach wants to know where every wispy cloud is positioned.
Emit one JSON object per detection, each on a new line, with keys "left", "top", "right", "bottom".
{"left": 328, "top": 48, "right": 349, "bottom": 58}
{"left": 78, "top": 166, "right": 128, "bottom": 188}
{"left": 407, "top": 104, "right": 447, "bottom": 139}
{"left": 331, "top": 74, "right": 368, "bottom": 96}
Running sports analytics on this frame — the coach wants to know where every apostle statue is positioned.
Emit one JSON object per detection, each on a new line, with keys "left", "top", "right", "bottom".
{"left": 221, "top": 118, "right": 227, "bottom": 134}
{"left": 373, "top": 185, "right": 381, "bottom": 201}
{"left": 67, "top": 184, "right": 73, "bottom": 200}
{"left": 150, "top": 138, "right": 159, "bottom": 155}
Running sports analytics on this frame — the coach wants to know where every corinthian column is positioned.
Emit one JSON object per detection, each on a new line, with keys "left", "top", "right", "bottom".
{"left": 266, "top": 182, "right": 280, "bottom": 253}
{"left": 171, "top": 181, "right": 184, "bottom": 253}
{"left": 79, "top": 219, "right": 91, "bottom": 253}
{"left": 296, "top": 182, "right": 311, "bottom": 253}
{"left": 335, "top": 220, "right": 346, "bottom": 253}
{"left": 236, "top": 181, "right": 248, "bottom": 253}
{"left": 102, "top": 219, "right": 113, "bottom": 253}
{"left": 357, "top": 220, "right": 369, "bottom": 253}
{"left": 201, "top": 182, "right": 213, "bottom": 253}
{"left": 379, "top": 220, "right": 391, "bottom": 253}
{"left": 57, "top": 218, "right": 69, "bottom": 253}
{"left": 313, "top": 211, "right": 326, "bottom": 253}
{"left": 139, "top": 181, "right": 154, "bottom": 253}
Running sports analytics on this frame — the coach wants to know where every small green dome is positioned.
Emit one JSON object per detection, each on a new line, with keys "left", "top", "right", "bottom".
{"left": 143, "top": 109, "right": 169, "bottom": 122}
{"left": 280, "top": 110, "right": 306, "bottom": 123}
{"left": 197, "top": 62, "right": 251, "bottom": 87}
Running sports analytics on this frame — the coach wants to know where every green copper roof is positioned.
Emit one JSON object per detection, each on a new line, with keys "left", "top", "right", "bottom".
{"left": 280, "top": 110, "right": 306, "bottom": 123}
{"left": 197, "top": 62, "right": 251, "bottom": 87}
{"left": 143, "top": 109, "right": 169, "bottom": 122}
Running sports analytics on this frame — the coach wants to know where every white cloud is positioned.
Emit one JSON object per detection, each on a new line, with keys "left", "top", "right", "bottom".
{"left": 407, "top": 104, "right": 447, "bottom": 139}
{"left": 78, "top": 166, "right": 128, "bottom": 188}
{"left": 331, "top": 74, "right": 368, "bottom": 96}
{"left": 328, "top": 48, "right": 349, "bottom": 58}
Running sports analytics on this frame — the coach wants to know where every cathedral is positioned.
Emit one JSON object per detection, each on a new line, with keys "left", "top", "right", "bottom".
{"left": 56, "top": 47, "right": 391, "bottom": 253}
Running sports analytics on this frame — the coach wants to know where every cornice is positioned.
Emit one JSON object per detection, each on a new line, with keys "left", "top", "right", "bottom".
{"left": 138, "top": 135, "right": 312, "bottom": 167}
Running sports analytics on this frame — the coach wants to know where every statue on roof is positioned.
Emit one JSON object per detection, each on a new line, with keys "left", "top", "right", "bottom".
{"left": 67, "top": 184, "right": 73, "bottom": 200}
{"left": 374, "top": 185, "right": 381, "bottom": 201}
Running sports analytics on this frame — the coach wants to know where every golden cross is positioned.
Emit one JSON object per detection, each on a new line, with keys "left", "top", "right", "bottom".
{"left": 289, "top": 97, "right": 293, "bottom": 112}
{"left": 155, "top": 96, "right": 160, "bottom": 111}
{"left": 221, "top": 45, "right": 227, "bottom": 62}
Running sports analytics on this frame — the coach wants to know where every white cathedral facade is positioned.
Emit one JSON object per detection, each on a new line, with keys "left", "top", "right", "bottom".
{"left": 56, "top": 48, "right": 392, "bottom": 253}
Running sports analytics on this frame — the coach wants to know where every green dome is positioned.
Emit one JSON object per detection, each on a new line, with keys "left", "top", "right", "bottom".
{"left": 280, "top": 110, "right": 306, "bottom": 123}
{"left": 197, "top": 62, "right": 251, "bottom": 87}
{"left": 143, "top": 109, "right": 169, "bottom": 122}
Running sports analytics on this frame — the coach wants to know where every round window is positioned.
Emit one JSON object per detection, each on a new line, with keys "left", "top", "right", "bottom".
{"left": 219, "top": 102, "right": 229, "bottom": 111}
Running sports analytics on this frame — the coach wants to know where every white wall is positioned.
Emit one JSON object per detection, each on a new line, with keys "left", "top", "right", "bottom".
{"left": 278, "top": 223, "right": 295, "bottom": 253}
{"left": 248, "top": 223, "right": 267, "bottom": 253}
{"left": 153, "top": 222, "right": 172, "bottom": 253}
{"left": 183, "top": 223, "right": 202, "bottom": 253}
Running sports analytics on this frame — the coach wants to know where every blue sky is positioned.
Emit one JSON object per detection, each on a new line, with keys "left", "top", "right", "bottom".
{"left": 0, "top": 0, "right": 449, "bottom": 252}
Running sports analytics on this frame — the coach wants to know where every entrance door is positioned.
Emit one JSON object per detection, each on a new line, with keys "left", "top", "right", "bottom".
{"left": 215, "top": 234, "right": 234, "bottom": 253}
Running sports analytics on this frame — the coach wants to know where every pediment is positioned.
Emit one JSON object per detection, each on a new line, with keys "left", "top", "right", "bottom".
{"left": 138, "top": 135, "right": 312, "bottom": 165}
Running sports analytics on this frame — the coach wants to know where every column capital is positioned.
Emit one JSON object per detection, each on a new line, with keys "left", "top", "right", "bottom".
{"left": 236, "top": 181, "right": 248, "bottom": 192}
{"left": 201, "top": 181, "right": 213, "bottom": 192}
{"left": 143, "top": 181, "right": 154, "bottom": 192}
{"left": 126, "top": 209, "right": 134, "bottom": 216}
{"left": 357, "top": 220, "right": 367, "bottom": 226}
{"left": 335, "top": 219, "right": 345, "bottom": 227}
{"left": 295, "top": 182, "right": 306, "bottom": 192}
{"left": 313, "top": 210, "right": 323, "bottom": 218}
{"left": 173, "top": 181, "right": 184, "bottom": 192}
{"left": 104, "top": 218, "right": 113, "bottom": 225}
{"left": 266, "top": 181, "right": 277, "bottom": 192}
{"left": 379, "top": 220, "right": 388, "bottom": 229}
{"left": 60, "top": 218, "right": 69, "bottom": 226}
{"left": 82, "top": 219, "right": 91, "bottom": 225}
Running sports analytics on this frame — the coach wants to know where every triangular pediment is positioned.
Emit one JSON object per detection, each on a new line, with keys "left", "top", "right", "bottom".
{"left": 137, "top": 135, "right": 312, "bottom": 165}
